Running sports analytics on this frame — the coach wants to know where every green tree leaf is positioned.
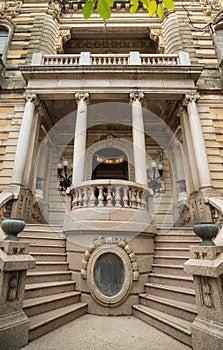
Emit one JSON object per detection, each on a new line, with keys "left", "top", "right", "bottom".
{"left": 157, "top": 3, "right": 164, "bottom": 18}
{"left": 107, "top": 0, "right": 115, "bottom": 6}
{"left": 148, "top": 0, "right": 157, "bottom": 16}
{"left": 141, "top": 0, "right": 150, "bottom": 9}
{"left": 163, "top": 0, "right": 175, "bottom": 10}
{"left": 83, "top": 0, "right": 94, "bottom": 19}
{"left": 97, "top": 0, "right": 111, "bottom": 19}
{"left": 130, "top": 0, "right": 139, "bottom": 14}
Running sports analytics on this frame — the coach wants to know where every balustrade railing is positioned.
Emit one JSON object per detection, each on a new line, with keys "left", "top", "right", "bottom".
{"left": 70, "top": 180, "right": 152, "bottom": 211}
{"left": 33, "top": 51, "right": 190, "bottom": 67}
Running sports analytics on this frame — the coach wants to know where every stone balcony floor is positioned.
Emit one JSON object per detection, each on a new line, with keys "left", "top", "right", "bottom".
{"left": 21, "top": 314, "right": 191, "bottom": 350}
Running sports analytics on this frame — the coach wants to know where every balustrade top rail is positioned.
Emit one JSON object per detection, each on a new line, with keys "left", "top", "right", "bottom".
{"left": 32, "top": 51, "right": 191, "bottom": 67}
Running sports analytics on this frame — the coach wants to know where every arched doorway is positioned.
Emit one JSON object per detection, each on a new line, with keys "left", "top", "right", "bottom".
{"left": 92, "top": 148, "right": 129, "bottom": 180}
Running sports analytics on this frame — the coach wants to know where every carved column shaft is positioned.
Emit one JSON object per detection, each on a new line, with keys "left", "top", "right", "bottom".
{"left": 130, "top": 92, "right": 147, "bottom": 185}
{"left": 184, "top": 94, "right": 212, "bottom": 189}
{"left": 72, "top": 92, "right": 89, "bottom": 184}
{"left": 11, "top": 94, "right": 37, "bottom": 186}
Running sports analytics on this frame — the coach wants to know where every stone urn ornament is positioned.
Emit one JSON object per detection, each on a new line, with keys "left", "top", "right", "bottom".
{"left": 193, "top": 222, "right": 219, "bottom": 246}
{"left": 1, "top": 218, "right": 26, "bottom": 241}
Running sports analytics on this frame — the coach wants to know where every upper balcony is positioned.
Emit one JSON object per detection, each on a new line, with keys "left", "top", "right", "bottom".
{"left": 22, "top": 51, "right": 203, "bottom": 99}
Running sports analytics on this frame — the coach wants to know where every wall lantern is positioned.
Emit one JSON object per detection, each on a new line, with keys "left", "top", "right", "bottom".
{"left": 57, "top": 160, "right": 72, "bottom": 192}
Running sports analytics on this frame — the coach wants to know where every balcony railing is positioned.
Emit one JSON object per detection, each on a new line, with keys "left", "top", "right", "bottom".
{"left": 70, "top": 180, "right": 152, "bottom": 212}
{"left": 31, "top": 51, "right": 191, "bottom": 67}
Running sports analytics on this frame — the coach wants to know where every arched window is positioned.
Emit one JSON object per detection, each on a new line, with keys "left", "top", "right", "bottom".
{"left": 215, "top": 28, "right": 223, "bottom": 56}
{"left": 0, "top": 28, "right": 8, "bottom": 55}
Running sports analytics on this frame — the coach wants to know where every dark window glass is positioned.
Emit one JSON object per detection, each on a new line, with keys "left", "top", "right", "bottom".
{"left": 94, "top": 253, "right": 124, "bottom": 296}
{"left": 0, "top": 30, "right": 8, "bottom": 55}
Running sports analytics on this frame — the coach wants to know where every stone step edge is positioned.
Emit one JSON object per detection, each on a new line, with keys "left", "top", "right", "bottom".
{"left": 27, "top": 271, "right": 72, "bottom": 277}
{"left": 132, "top": 304, "right": 192, "bottom": 335}
{"left": 29, "top": 302, "right": 88, "bottom": 330}
{"left": 30, "top": 252, "right": 67, "bottom": 257}
{"left": 155, "top": 247, "right": 190, "bottom": 251}
{"left": 153, "top": 255, "right": 189, "bottom": 260}
{"left": 35, "top": 262, "right": 68, "bottom": 266}
{"left": 19, "top": 235, "right": 65, "bottom": 241}
{"left": 23, "top": 291, "right": 81, "bottom": 309}
{"left": 148, "top": 273, "right": 193, "bottom": 281}
{"left": 25, "top": 280, "right": 76, "bottom": 291}
{"left": 144, "top": 283, "right": 195, "bottom": 296}
{"left": 152, "top": 264, "right": 184, "bottom": 269}
{"left": 139, "top": 294, "right": 197, "bottom": 314}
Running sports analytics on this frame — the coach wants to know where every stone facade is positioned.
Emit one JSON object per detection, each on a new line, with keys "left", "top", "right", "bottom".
{"left": 1, "top": 0, "right": 223, "bottom": 347}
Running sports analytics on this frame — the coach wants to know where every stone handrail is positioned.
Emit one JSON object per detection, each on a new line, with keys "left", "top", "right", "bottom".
{"left": 32, "top": 51, "right": 191, "bottom": 67}
{"left": 70, "top": 180, "right": 152, "bottom": 211}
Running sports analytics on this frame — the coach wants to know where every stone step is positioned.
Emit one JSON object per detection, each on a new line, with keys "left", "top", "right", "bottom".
{"left": 153, "top": 255, "right": 189, "bottom": 265}
{"left": 24, "top": 291, "right": 81, "bottom": 317}
{"left": 34, "top": 262, "right": 69, "bottom": 272}
{"left": 29, "top": 243, "right": 66, "bottom": 254}
{"left": 155, "top": 234, "right": 200, "bottom": 242}
{"left": 157, "top": 227, "right": 194, "bottom": 233}
{"left": 23, "top": 224, "right": 63, "bottom": 234}
{"left": 30, "top": 252, "right": 67, "bottom": 262}
{"left": 25, "top": 281, "right": 76, "bottom": 299}
{"left": 154, "top": 247, "right": 190, "bottom": 257}
{"left": 132, "top": 304, "right": 192, "bottom": 346}
{"left": 28, "top": 302, "right": 88, "bottom": 341}
{"left": 144, "top": 283, "right": 195, "bottom": 305}
{"left": 149, "top": 273, "right": 194, "bottom": 289}
{"left": 19, "top": 235, "right": 66, "bottom": 246}
{"left": 139, "top": 294, "right": 197, "bottom": 322}
{"left": 155, "top": 240, "right": 200, "bottom": 248}
{"left": 152, "top": 264, "right": 186, "bottom": 276}
{"left": 26, "top": 271, "right": 72, "bottom": 284}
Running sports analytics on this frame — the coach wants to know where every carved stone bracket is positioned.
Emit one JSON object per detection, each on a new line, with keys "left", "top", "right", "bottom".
{"left": 81, "top": 235, "right": 139, "bottom": 281}
{"left": 47, "top": 0, "right": 62, "bottom": 21}
{"left": 0, "top": 0, "right": 22, "bottom": 20}
{"left": 57, "top": 29, "right": 71, "bottom": 54}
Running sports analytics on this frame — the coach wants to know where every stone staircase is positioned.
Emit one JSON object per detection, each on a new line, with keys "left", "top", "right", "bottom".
{"left": 18, "top": 224, "right": 87, "bottom": 341}
{"left": 133, "top": 227, "right": 201, "bottom": 347}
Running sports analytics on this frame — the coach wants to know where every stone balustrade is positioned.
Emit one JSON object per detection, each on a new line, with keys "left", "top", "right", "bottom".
{"left": 70, "top": 180, "right": 152, "bottom": 212}
{"left": 32, "top": 51, "right": 191, "bottom": 67}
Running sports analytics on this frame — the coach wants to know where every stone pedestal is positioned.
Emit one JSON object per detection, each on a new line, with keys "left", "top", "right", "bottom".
{"left": 184, "top": 246, "right": 223, "bottom": 350}
{"left": 0, "top": 241, "right": 36, "bottom": 350}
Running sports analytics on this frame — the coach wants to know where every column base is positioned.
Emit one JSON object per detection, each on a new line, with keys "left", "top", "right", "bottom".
{"left": 192, "top": 317, "right": 223, "bottom": 350}
{"left": 0, "top": 311, "right": 29, "bottom": 350}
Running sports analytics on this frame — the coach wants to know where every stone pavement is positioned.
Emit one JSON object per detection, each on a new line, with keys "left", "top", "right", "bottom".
{"left": 21, "top": 315, "right": 192, "bottom": 350}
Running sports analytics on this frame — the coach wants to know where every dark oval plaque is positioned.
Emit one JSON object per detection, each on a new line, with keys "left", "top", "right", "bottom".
{"left": 94, "top": 252, "right": 125, "bottom": 297}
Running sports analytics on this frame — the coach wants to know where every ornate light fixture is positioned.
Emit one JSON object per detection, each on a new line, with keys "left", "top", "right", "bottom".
{"left": 147, "top": 161, "right": 163, "bottom": 196}
{"left": 57, "top": 160, "right": 72, "bottom": 192}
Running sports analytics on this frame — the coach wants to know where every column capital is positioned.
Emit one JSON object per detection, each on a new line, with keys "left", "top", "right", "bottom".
{"left": 75, "top": 92, "right": 89, "bottom": 103}
{"left": 182, "top": 92, "right": 200, "bottom": 106}
{"left": 130, "top": 91, "right": 144, "bottom": 102}
{"left": 23, "top": 92, "right": 38, "bottom": 104}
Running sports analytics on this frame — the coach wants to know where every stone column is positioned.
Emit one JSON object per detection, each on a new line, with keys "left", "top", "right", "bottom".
{"left": 72, "top": 92, "right": 89, "bottom": 184}
{"left": 130, "top": 92, "right": 147, "bottom": 185}
{"left": 11, "top": 94, "right": 37, "bottom": 186}
{"left": 183, "top": 93, "right": 212, "bottom": 189}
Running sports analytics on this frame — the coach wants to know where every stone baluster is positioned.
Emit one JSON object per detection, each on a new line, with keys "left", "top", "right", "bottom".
{"left": 115, "top": 186, "right": 121, "bottom": 208}
{"left": 89, "top": 187, "right": 96, "bottom": 207}
{"left": 11, "top": 94, "right": 38, "bottom": 186}
{"left": 72, "top": 92, "right": 89, "bottom": 184}
{"left": 123, "top": 187, "right": 129, "bottom": 208}
{"left": 106, "top": 185, "right": 112, "bottom": 207}
{"left": 130, "top": 188, "right": 137, "bottom": 209}
{"left": 98, "top": 186, "right": 104, "bottom": 207}
{"left": 82, "top": 187, "right": 88, "bottom": 207}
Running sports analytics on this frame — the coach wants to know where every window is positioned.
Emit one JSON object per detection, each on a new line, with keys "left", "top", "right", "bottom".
{"left": 216, "top": 28, "right": 223, "bottom": 55}
{"left": 0, "top": 28, "right": 8, "bottom": 55}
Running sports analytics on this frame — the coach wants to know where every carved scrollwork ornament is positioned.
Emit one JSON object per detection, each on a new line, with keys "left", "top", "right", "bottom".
{"left": 47, "top": 0, "right": 62, "bottom": 21}
{"left": 75, "top": 92, "right": 89, "bottom": 104}
{"left": 182, "top": 92, "right": 200, "bottom": 107}
{"left": 0, "top": 0, "right": 21, "bottom": 20}
{"left": 130, "top": 91, "right": 144, "bottom": 102}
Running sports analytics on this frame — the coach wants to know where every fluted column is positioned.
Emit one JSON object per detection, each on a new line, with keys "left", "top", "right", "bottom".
{"left": 130, "top": 92, "right": 147, "bottom": 185}
{"left": 72, "top": 92, "right": 89, "bottom": 184}
{"left": 183, "top": 93, "right": 212, "bottom": 189}
{"left": 11, "top": 94, "right": 37, "bottom": 186}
